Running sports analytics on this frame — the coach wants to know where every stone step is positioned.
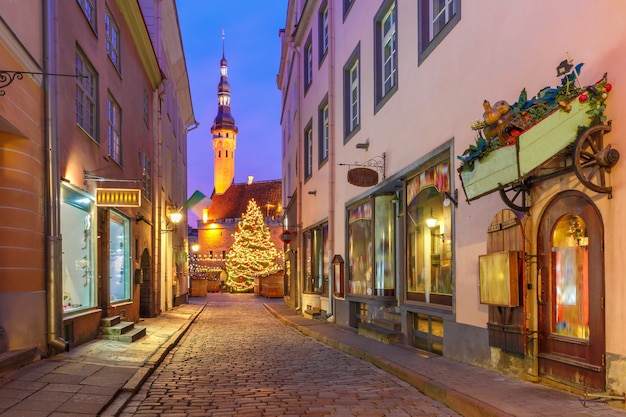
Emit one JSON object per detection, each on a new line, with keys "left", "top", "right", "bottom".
{"left": 358, "top": 322, "right": 403, "bottom": 345}
{"left": 101, "top": 321, "right": 136, "bottom": 336}
{"left": 100, "top": 326, "right": 146, "bottom": 342}
{"left": 100, "top": 315, "right": 121, "bottom": 328}
{"left": 372, "top": 317, "right": 401, "bottom": 332}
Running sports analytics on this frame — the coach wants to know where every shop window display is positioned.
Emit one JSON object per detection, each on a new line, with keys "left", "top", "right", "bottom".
{"left": 61, "top": 185, "right": 96, "bottom": 312}
{"left": 110, "top": 212, "right": 131, "bottom": 303}
{"left": 348, "top": 201, "right": 373, "bottom": 296}
{"left": 406, "top": 160, "right": 453, "bottom": 306}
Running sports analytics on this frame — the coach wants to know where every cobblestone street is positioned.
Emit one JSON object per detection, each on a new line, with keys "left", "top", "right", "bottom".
{"left": 119, "top": 293, "right": 459, "bottom": 416}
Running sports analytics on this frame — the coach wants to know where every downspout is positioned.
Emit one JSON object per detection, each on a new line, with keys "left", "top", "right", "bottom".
{"left": 326, "top": 0, "right": 335, "bottom": 320}
{"left": 44, "top": 0, "right": 69, "bottom": 354}
{"left": 154, "top": 0, "right": 164, "bottom": 315}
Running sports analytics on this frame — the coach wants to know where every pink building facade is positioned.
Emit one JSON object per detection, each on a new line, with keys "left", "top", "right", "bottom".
{"left": 279, "top": 0, "right": 626, "bottom": 396}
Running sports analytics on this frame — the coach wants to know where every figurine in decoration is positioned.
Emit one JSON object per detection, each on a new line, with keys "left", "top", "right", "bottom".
{"left": 482, "top": 99, "right": 514, "bottom": 143}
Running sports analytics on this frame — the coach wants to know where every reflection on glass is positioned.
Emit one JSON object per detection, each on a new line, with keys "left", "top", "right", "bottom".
{"left": 348, "top": 201, "right": 373, "bottom": 296}
{"left": 110, "top": 212, "right": 130, "bottom": 303}
{"left": 552, "top": 215, "right": 589, "bottom": 339}
{"left": 374, "top": 195, "right": 395, "bottom": 296}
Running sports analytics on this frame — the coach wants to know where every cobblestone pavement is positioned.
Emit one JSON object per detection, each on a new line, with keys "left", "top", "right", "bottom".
{"left": 119, "top": 293, "right": 460, "bottom": 416}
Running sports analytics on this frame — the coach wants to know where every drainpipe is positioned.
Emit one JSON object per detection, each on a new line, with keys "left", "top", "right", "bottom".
{"left": 326, "top": 0, "right": 335, "bottom": 320}
{"left": 44, "top": 0, "right": 69, "bottom": 354}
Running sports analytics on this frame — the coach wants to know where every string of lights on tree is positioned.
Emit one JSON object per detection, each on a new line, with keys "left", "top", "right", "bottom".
{"left": 225, "top": 199, "right": 283, "bottom": 292}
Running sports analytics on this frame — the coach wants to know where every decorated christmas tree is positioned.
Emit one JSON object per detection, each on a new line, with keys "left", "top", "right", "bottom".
{"left": 225, "top": 199, "right": 282, "bottom": 292}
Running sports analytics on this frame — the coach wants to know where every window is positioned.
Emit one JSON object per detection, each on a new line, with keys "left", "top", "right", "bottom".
{"left": 304, "top": 32, "right": 313, "bottom": 92}
{"left": 303, "top": 223, "right": 329, "bottom": 294}
{"left": 343, "top": 44, "right": 360, "bottom": 140}
{"left": 318, "top": 95, "right": 329, "bottom": 165}
{"left": 418, "top": 0, "right": 460, "bottom": 64}
{"left": 348, "top": 201, "right": 373, "bottom": 296}
{"left": 143, "top": 89, "right": 149, "bottom": 126}
{"left": 374, "top": 0, "right": 398, "bottom": 111}
{"left": 318, "top": 1, "right": 329, "bottom": 64}
{"left": 61, "top": 185, "right": 96, "bottom": 313}
{"left": 406, "top": 158, "right": 453, "bottom": 306}
{"left": 105, "top": 8, "right": 121, "bottom": 72}
{"left": 141, "top": 153, "right": 151, "bottom": 202}
{"left": 110, "top": 212, "right": 131, "bottom": 303}
{"left": 107, "top": 94, "right": 122, "bottom": 165}
{"left": 343, "top": 0, "right": 355, "bottom": 20}
{"left": 347, "top": 196, "right": 396, "bottom": 298}
{"left": 304, "top": 120, "right": 313, "bottom": 179}
{"left": 76, "top": 50, "right": 98, "bottom": 140}
{"left": 77, "top": 0, "right": 96, "bottom": 31}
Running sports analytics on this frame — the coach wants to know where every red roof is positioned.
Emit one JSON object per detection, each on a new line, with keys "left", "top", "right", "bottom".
{"left": 208, "top": 180, "right": 282, "bottom": 220}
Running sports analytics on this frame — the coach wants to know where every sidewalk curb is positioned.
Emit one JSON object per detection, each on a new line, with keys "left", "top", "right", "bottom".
{"left": 100, "top": 302, "right": 207, "bottom": 417}
{"left": 264, "top": 303, "right": 514, "bottom": 417}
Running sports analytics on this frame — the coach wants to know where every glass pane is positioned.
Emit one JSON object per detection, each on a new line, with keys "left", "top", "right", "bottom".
{"left": 552, "top": 215, "right": 589, "bottom": 339}
{"left": 61, "top": 186, "right": 96, "bottom": 312}
{"left": 110, "top": 212, "right": 131, "bottom": 303}
{"left": 374, "top": 195, "right": 395, "bottom": 296}
{"left": 348, "top": 202, "right": 373, "bottom": 296}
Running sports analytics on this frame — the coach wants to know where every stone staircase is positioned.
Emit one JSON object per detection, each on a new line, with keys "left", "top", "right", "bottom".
{"left": 99, "top": 316, "right": 146, "bottom": 342}
{"left": 357, "top": 308, "right": 403, "bottom": 345}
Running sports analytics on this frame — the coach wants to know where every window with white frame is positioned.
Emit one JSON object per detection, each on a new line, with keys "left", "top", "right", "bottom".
{"left": 418, "top": 0, "right": 460, "bottom": 64}
{"left": 76, "top": 49, "right": 98, "bottom": 140}
{"left": 304, "top": 120, "right": 313, "bottom": 179}
{"left": 107, "top": 94, "right": 122, "bottom": 165}
{"left": 77, "top": 0, "right": 96, "bottom": 31}
{"left": 374, "top": 0, "right": 398, "bottom": 110}
{"left": 141, "top": 153, "right": 151, "bottom": 202}
{"left": 105, "top": 8, "right": 121, "bottom": 72}
{"left": 319, "top": 1, "right": 329, "bottom": 64}
{"left": 318, "top": 95, "right": 329, "bottom": 165}
{"left": 304, "top": 32, "right": 313, "bottom": 92}
{"left": 343, "top": 0, "right": 355, "bottom": 20}
{"left": 343, "top": 44, "right": 360, "bottom": 140}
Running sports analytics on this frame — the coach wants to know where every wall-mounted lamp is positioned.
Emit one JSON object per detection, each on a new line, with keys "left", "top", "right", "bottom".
{"left": 443, "top": 189, "right": 458, "bottom": 207}
{"left": 308, "top": 190, "right": 317, "bottom": 196}
{"left": 355, "top": 140, "right": 369, "bottom": 150}
{"left": 191, "top": 243, "right": 200, "bottom": 252}
{"left": 332, "top": 254, "right": 344, "bottom": 298}
{"left": 167, "top": 206, "right": 183, "bottom": 224}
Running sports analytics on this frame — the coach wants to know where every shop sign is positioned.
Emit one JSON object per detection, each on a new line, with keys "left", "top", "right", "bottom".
{"left": 279, "top": 229, "right": 294, "bottom": 244}
{"left": 347, "top": 167, "right": 378, "bottom": 187}
{"left": 96, "top": 188, "right": 141, "bottom": 207}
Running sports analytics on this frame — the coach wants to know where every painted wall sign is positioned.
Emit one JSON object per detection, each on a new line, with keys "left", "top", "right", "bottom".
{"left": 96, "top": 188, "right": 141, "bottom": 207}
{"left": 347, "top": 167, "right": 378, "bottom": 187}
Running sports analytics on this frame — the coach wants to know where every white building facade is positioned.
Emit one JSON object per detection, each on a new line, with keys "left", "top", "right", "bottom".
{"left": 278, "top": 0, "right": 626, "bottom": 395}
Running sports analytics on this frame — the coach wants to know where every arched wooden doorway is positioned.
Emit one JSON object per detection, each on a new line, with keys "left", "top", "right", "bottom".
{"left": 537, "top": 191, "right": 605, "bottom": 390}
{"left": 139, "top": 248, "right": 156, "bottom": 318}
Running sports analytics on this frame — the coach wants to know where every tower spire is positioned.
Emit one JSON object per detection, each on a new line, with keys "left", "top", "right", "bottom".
{"left": 211, "top": 30, "right": 238, "bottom": 195}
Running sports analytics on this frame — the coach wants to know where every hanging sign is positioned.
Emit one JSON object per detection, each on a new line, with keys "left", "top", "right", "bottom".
{"left": 347, "top": 167, "right": 378, "bottom": 187}
{"left": 279, "top": 230, "right": 294, "bottom": 244}
{"left": 96, "top": 188, "right": 141, "bottom": 207}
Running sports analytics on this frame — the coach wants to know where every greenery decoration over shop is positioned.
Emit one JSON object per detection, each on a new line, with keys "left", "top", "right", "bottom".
{"left": 458, "top": 63, "right": 611, "bottom": 173}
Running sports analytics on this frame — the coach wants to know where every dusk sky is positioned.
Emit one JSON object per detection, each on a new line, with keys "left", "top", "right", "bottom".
{"left": 176, "top": 1, "right": 288, "bottom": 222}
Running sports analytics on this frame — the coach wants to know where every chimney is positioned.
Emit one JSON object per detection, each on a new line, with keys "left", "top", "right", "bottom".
{"left": 248, "top": 175, "right": 254, "bottom": 185}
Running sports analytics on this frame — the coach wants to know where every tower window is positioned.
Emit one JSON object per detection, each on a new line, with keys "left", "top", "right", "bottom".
{"left": 226, "top": 150, "right": 229, "bottom": 158}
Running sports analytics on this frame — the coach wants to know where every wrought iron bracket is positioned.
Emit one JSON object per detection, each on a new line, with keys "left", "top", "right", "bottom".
{"left": 0, "top": 69, "right": 87, "bottom": 96}
{"left": 339, "top": 152, "right": 386, "bottom": 180}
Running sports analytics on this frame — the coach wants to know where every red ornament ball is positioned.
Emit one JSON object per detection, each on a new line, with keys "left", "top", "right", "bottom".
{"left": 579, "top": 93, "right": 588, "bottom": 103}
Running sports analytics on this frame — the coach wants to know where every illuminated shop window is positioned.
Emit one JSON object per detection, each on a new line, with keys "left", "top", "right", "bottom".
{"left": 303, "top": 223, "right": 329, "bottom": 294}
{"left": 406, "top": 159, "right": 453, "bottom": 306}
{"left": 61, "top": 184, "right": 96, "bottom": 313}
{"left": 110, "top": 212, "right": 131, "bottom": 303}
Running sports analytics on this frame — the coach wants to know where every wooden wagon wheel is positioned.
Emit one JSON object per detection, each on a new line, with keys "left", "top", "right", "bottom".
{"left": 499, "top": 180, "right": 531, "bottom": 212}
{"left": 573, "top": 122, "right": 619, "bottom": 195}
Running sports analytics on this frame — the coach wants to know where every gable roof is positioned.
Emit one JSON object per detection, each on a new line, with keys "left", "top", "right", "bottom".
{"left": 207, "top": 179, "right": 282, "bottom": 221}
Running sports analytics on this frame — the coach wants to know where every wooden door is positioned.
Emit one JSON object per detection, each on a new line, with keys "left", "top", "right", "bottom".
{"left": 537, "top": 191, "right": 605, "bottom": 390}
{"left": 486, "top": 209, "right": 526, "bottom": 354}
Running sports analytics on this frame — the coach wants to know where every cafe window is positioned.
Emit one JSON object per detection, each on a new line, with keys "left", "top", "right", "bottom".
{"left": 61, "top": 184, "right": 96, "bottom": 313}
{"left": 110, "top": 211, "right": 131, "bottom": 303}
{"left": 406, "top": 159, "right": 453, "bottom": 306}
